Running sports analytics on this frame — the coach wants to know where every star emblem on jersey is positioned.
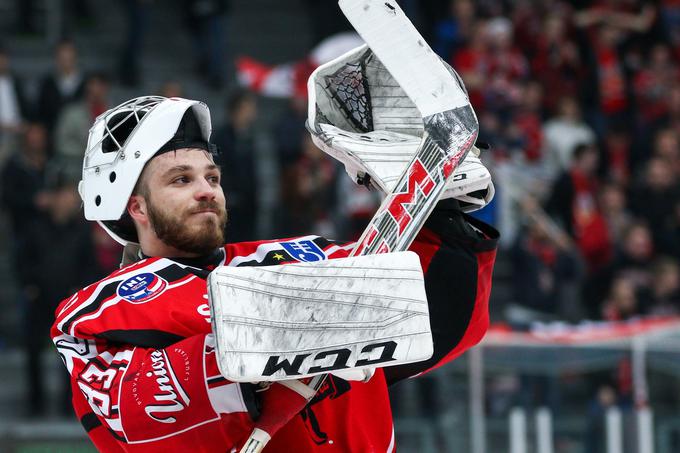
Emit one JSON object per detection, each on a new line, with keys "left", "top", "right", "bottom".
{"left": 273, "top": 253, "right": 285, "bottom": 261}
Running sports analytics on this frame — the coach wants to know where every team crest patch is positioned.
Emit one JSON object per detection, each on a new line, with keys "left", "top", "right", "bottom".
{"left": 280, "top": 239, "right": 326, "bottom": 262}
{"left": 117, "top": 273, "right": 168, "bottom": 304}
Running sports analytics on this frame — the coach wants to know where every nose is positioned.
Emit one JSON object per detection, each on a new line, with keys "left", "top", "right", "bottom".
{"left": 194, "top": 178, "right": 218, "bottom": 201}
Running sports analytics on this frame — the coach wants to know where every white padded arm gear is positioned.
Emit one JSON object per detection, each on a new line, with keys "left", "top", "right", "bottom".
{"left": 208, "top": 251, "right": 433, "bottom": 382}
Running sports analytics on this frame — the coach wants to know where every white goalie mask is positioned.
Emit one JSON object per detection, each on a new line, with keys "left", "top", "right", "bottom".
{"left": 79, "top": 96, "right": 213, "bottom": 245}
{"left": 307, "top": 44, "right": 494, "bottom": 212}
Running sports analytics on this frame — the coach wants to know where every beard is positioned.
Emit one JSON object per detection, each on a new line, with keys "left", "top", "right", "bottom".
{"left": 147, "top": 197, "right": 228, "bottom": 256}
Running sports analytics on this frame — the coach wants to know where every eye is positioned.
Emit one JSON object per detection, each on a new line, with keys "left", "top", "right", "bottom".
{"left": 207, "top": 174, "right": 220, "bottom": 184}
{"left": 172, "top": 176, "right": 190, "bottom": 184}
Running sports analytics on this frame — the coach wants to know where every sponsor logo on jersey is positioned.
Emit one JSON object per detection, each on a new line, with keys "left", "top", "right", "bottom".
{"left": 117, "top": 273, "right": 168, "bottom": 304}
{"left": 144, "top": 350, "right": 191, "bottom": 424}
{"left": 280, "top": 239, "right": 326, "bottom": 262}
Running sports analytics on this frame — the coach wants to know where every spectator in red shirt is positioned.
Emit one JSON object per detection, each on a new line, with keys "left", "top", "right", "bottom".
{"left": 530, "top": 13, "right": 583, "bottom": 113}
{"left": 483, "top": 17, "right": 529, "bottom": 114}
{"left": 633, "top": 43, "right": 679, "bottom": 126}
{"left": 545, "top": 143, "right": 612, "bottom": 273}
{"left": 432, "top": 0, "right": 477, "bottom": 61}
{"left": 602, "top": 276, "right": 640, "bottom": 321}
{"left": 599, "top": 181, "right": 634, "bottom": 246}
{"left": 451, "top": 21, "right": 489, "bottom": 110}
{"left": 585, "top": 221, "right": 655, "bottom": 317}
{"left": 589, "top": 24, "right": 631, "bottom": 135}
{"left": 511, "top": 80, "right": 544, "bottom": 162}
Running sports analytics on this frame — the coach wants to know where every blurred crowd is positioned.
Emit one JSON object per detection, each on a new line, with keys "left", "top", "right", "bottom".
{"left": 413, "top": 0, "right": 680, "bottom": 445}
{"left": 0, "top": 38, "right": 122, "bottom": 416}
{"left": 0, "top": 0, "right": 679, "bottom": 435}
{"left": 415, "top": 0, "right": 680, "bottom": 325}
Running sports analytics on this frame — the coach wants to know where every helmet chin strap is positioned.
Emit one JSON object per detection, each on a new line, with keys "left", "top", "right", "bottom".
{"left": 99, "top": 219, "right": 136, "bottom": 247}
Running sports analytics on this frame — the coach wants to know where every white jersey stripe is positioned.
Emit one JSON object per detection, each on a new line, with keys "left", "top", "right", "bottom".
{"left": 207, "top": 383, "right": 249, "bottom": 415}
{"left": 104, "top": 416, "right": 123, "bottom": 432}
{"left": 56, "top": 292, "right": 80, "bottom": 317}
{"left": 99, "top": 349, "right": 134, "bottom": 365}
{"left": 324, "top": 241, "right": 356, "bottom": 256}
{"left": 386, "top": 425, "right": 395, "bottom": 453}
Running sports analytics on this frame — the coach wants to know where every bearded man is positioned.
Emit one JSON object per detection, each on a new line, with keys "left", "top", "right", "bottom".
{"left": 52, "top": 96, "right": 497, "bottom": 452}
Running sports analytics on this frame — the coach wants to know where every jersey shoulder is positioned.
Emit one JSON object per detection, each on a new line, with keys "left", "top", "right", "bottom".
{"left": 53, "top": 256, "right": 195, "bottom": 335}
{"left": 224, "top": 235, "right": 353, "bottom": 266}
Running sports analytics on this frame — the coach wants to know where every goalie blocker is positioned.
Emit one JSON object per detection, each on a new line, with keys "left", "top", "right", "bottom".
{"left": 208, "top": 251, "right": 433, "bottom": 383}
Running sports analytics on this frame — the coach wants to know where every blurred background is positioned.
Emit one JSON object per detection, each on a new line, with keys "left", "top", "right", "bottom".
{"left": 0, "top": 0, "right": 680, "bottom": 452}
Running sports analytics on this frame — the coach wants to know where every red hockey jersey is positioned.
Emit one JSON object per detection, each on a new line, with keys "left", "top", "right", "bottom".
{"left": 52, "top": 213, "right": 497, "bottom": 452}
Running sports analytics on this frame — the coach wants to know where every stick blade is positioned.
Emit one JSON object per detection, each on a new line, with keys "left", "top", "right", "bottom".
{"left": 339, "top": 0, "right": 468, "bottom": 115}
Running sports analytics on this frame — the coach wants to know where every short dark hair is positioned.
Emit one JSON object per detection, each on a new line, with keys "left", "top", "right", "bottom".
{"left": 131, "top": 169, "right": 150, "bottom": 199}
{"left": 87, "top": 71, "right": 110, "bottom": 85}
{"left": 54, "top": 38, "right": 76, "bottom": 53}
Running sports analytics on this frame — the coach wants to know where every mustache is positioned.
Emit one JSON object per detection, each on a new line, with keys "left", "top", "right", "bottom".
{"left": 188, "top": 200, "right": 224, "bottom": 215}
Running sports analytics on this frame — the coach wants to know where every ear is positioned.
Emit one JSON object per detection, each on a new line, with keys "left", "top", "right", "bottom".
{"left": 127, "top": 194, "right": 148, "bottom": 225}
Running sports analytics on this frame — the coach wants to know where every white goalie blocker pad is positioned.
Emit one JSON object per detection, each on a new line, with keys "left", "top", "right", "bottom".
{"left": 307, "top": 44, "right": 494, "bottom": 212}
{"left": 208, "top": 251, "right": 433, "bottom": 382}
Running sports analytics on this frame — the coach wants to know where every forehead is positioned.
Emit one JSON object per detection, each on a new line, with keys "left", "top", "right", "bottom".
{"left": 146, "top": 148, "right": 217, "bottom": 177}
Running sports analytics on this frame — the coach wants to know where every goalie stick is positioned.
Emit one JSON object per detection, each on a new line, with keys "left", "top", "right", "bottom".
{"left": 239, "top": 1, "right": 478, "bottom": 451}
{"left": 344, "top": 0, "right": 478, "bottom": 256}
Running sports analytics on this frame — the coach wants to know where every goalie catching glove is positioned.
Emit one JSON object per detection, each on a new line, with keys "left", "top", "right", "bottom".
{"left": 307, "top": 44, "right": 494, "bottom": 212}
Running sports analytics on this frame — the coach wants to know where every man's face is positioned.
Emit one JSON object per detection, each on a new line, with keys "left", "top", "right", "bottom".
{"left": 56, "top": 43, "right": 77, "bottom": 73}
{"left": 138, "top": 148, "right": 227, "bottom": 255}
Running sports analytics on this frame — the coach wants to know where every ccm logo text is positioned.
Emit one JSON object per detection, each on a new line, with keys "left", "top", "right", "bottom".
{"left": 262, "top": 341, "right": 398, "bottom": 376}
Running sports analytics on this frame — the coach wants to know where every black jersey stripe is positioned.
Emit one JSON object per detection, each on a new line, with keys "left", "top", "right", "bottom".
{"left": 80, "top": 412, "right": 102, "bottom": 432}
{"left": 239, "top": 383, "right": 261, "bottom": 421}
{"left": 155, "top": 263, "right": 194, "bottom": 282}
{"left": 183, "top": 267, "right": 211, "bottom": 279}
{"left": 312, "top": 237, "right": 334, "bottom": 249}
{"left": 61, "top": 280, "right": 119, "bottom": 334}
{"left": 97, "top": 329, "right": 185, "bottom": 349}
{"left": 207, "top": 375, "right": 227, "bottom": 386}
{"left": 108, "top": 428, "right": 127, "bottom": 442}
